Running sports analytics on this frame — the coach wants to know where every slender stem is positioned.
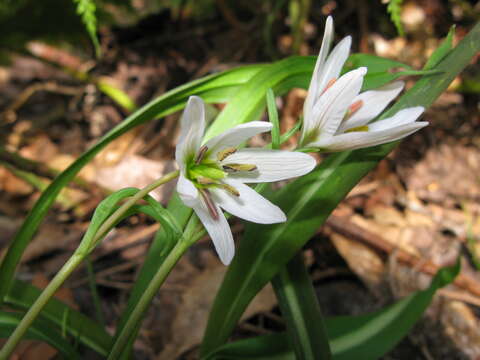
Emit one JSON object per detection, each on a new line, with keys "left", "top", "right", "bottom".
{"left": 107, "top": 241, "right": 189, "bottom": 359}
{"left": 108, "top": 215, "right": 200, "bottom": 359}
{"left": 0, "top": 170, "right": 180, "bottom": 358}
{"left": 88, "top": 170, "right": 179, "bottom": 250}
{"left": 0, "top": 254, "right": 83, "bottom": 359}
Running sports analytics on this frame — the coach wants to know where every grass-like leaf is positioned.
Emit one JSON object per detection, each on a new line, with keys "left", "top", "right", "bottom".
{"left": 203, "top": 261, "right": 460, "bottom": 359}
{"left": 5, "top": 280, "right": 111, "bottom": 356}
{"left": 271, "top": 253, "right": 331, "bottom": 359}
{"left": 0, "top": 311, "right": 81, "bottom": 359}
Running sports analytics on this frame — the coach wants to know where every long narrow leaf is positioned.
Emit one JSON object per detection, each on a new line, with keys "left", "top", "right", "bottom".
{"left": 271, "top": 253, "right": 331, "bottom": 360}
{"left": 0, "top": 311, "right": 81, "bottom": 359}
{"left": 205, "top": 261, "right": 460, "bottom": 359}
{"left": 200, "top": 21, "right": 480, "bottom": 355}
{"left": 5, "top": 280, "right": 111, "bottom": 356}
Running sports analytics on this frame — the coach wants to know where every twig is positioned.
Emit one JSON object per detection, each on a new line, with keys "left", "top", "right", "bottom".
{"left": 1, "top": 82, "right": 82, "bottom": 124}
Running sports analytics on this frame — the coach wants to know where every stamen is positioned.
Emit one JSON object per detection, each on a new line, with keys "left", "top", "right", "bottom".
{"left": 321, "top": 78, "right": 337, "bottom": 95}
{"left": 345, "top": 100, "right": 363, "bottom": 119}
{"left": 345, "top": 125, "right": 369, "bottom": 133}
{"left": 223, "top": 163, "right": 257, "bottom": 172}
{"left": 197, "top": 176, "right": 216, "bottom": 185}
{"left": 200, "top": 189, "right": 219, "bottom": 220}
{"left": 217, "top": 147, "right": 237, "bottom": 161}
{"left": 195, "top": 145, "right": 209, "bottom": 165}
{"left": 217, "top": 183, "right": 240, "bottom": 197}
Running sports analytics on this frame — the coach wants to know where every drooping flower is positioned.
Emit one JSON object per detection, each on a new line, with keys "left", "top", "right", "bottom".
{"left": 175, "top": 96, "right": 316, "bottom": 265}
{"left": 300, "top": 16, "right": 428, "bottom": 151}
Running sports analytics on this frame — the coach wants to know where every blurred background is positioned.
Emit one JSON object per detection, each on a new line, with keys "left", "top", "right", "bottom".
{"left": 0, "top": 0, "right": 479, "bottom": 358}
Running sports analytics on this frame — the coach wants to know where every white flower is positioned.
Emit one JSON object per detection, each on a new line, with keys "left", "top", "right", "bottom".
{"left": 175, "top": 96, "right": 316, "bottom": 265}
{"left": 300, "top": 16, "right": 428, "bottom": 151}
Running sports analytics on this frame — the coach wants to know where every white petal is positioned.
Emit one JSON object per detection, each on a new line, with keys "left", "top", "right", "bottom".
{"left": 204, "top": 121, "right": 272, "bottom": 156}
{"left": 319, "top": 121, "right": 428, "bottom": 151}
{"left": 303, "top": 67, "right": 366, "bottom": 146}
{"left": 222, "top": 149, "right": 316, "bottom": 183}
{"left": 211, "top": 179, "right": 286, "bottom": 224}
{"left": 368, "top": 106, "right": 425, "bottom": 131}
{"left": 303, "top": 16, "right": 334, "bottom": 122}
{"left": 303, "top": 36, "right": 352, "bottom": 141}
{"left": 193, "top": 200, "right": 234, "bottom": 265}
{"left": 175, "top": 96, "right": 205, "bottom": 169}
{"left": 339, "top": 81, "right": 405, "bottom": 132}
{"left": 316, "top": 36, "right": 352, "bottom": 96}
{"left": 177, "top": 174, "right": 199, "bottom": 207}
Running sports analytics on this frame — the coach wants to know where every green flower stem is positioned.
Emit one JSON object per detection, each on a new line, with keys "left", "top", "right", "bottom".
{"left": 107, "top": 215, "right": 200, "bottom": 359}
{"left": 87, "top": 170, "right": 180, "bottom": 251}
{"left": 0, "top": 254, "right": 83, "bottom": 360}
{"left": 0, "top": 170, "right": 180, "bottom": 359}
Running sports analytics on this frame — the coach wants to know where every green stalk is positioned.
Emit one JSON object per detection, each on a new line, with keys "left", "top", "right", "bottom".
{"left": 86, "top": 170, "right": 179, "bottom": 251}
{"left": 0, "top": 171, "right": 179, "bottom": 358}
{"left": 0, "top": 254, "right": 84, "bottom": 359}
{"left": 107, "top": 215, "right": 200, "bottom": 359}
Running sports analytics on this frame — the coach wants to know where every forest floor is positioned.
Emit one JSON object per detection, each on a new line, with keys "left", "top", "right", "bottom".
{"left": 1, "top": 1, "right": 480, "bottom": 359}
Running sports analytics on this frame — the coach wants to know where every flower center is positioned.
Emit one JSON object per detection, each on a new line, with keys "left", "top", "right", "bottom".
{"left": 186, "top": 145, "right": 259, "bottom": 220}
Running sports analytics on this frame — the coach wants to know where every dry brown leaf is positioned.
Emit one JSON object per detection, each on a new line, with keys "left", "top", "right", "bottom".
{"left": 157, "top": 260, "right": 276, "bottom": 359}
{"left": 93, "top": 154, "right": 176, "bottom": 202}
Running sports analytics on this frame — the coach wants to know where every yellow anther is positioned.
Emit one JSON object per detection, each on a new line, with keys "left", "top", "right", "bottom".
{"left": 345, "top": 125, "right": 369, "bottom": 133}
{"left": 216, "top": 147, "right": 237, "bottom": 161}
{"left": 195, "top": 145, "right": 209, "bottom": 164}
{"left": 222, "top": 163, "right": 257, "bottom": 172}
{"left": 217, "top": 183, "right": 240, "bottom": 197}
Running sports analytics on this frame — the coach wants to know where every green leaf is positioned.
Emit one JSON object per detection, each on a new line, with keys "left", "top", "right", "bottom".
{"left": 78, "top": 188, "right": 142, "bottom": 253}
{"left": 73, "top": 0, "right": 101, "bottom": 57}
{"left": 424, "top": 25, "right": 456, "bottom": 70}
{"left": 200, "top": 21, "right": 480, "bottom": 356}
{"left": 5, "top": 280, "right": 111, "bottom": 356}
{"left": 0, "top": 311, "right": 81, "bottom": 359}
{"left": 75, "top": 0, "right": 101, "bottom": 58}
{"left": 0, "top": 63, "right": 264, "bottom": 303}
{"left": 266, "top": 88, "right": 280, "bottom": 149}
{"left": 205, "top": 261, "right": 460, "bottom": 360}
{"left": 387, "top": 0, "right": 404, "bottom": 36}
{"left": 97, "top": 80, "right": 137, "bottom": 112}
{"left": 271, "top": 253, "right": 331, "bottom": 359}
{"left": 78, "top": 187, "right": 181, "bottom": 255}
